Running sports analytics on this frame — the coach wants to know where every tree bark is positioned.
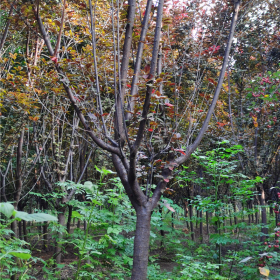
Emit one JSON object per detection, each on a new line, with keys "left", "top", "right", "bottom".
{"left": 55, "top": 207, "right": 66, "bottom": 264}
{"left": 131, "top": 206, "right": 151, "bottom": 280}
{"left": 189, "top": 205, "right": 194, "bottom": 241}
{"left": 260, "top": 186, "right": 268, "bottom": 242}
{"left": 206, "top": 211, "right": 210, "bottom": 237}
{"left": 67, "top": 205, "right": 72, "bottom": 234}
{"left": 200, "top": 211, "right": 203, "bottom": 241}
{"left": 23, "top": 220, "right": 28, "bottom": 242}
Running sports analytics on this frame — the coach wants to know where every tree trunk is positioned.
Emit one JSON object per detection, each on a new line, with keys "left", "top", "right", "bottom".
{"left": 19, "top": 221, "right": 22, "bottom": 239}
{"left": 159, "top": 206, "right": 164, "bottom": 248}
{"left": 23, "top": 220, "right": 28, "bottom": 242}
{"left": 171, "top": 212, "right": 175, "bottom": 229}
{"left": 131, "top": 207, "right": 151, "bottom": 280}
{"left": 206, "top": 211, "right": 210, "bottom": 237}
{"left": 234, "top": 201, "right": 238, "bottom": 232}
{"left": 260, "top": 187, "right": 268, "bottom": 242}
{"left": 43, "top": 222, "right": 48, "bottom": 251}
{"left": 11, "top": 221, "right": 18, "bottom": 238}
{"left": 255, "top": 200, "right": 259, "bottom": 224}
{"left": 199, "top": 211, "right": 203, "bottom": 241}
{"left": 67, "top": 205, "right": 72, "bottom": 234}
{"left": 196, "top": 209, "right": 199, "bottom": 229}
{"left": 248, "top": 202, "right": 251, "bottom": 224}
{"left": 189, "top": 205, "right": 194, "bottom": 241}
{"left": 55, "top": 208, "right": 66, "bottom": 264}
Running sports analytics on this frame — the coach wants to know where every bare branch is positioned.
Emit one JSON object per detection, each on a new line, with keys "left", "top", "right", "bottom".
{"left": 127, "top": 0, "right": 153, "bottom": 120}
{"left": 175, "top": 0, "right": 242, "bottom": 166}
{"left": 53, "top": 0, "right": 66, "bottom": 57}
{"left": 0, "top": 0, "right": 16, "bottom": 53}
{"left": 35, "top": 10, "right": 121, "bottom": 156}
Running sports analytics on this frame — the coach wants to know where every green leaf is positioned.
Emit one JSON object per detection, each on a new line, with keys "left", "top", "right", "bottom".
{"left": 9, "top": 251, "right": 31, "bottom": 260}
{"left": 57, "top": 264, "right": 65, "bottom": 269}
{"left": 211, "top": 216, "right": 219, "bottom": 223}
{"left": 0, "top": 203, "right": 15, "bottom": 218}
{"left": 14, "top": 211, "right": 33, "bottom": 221}
{"left": 71, "top": 210, "right": 83, "bottom": 219}
{"left": 84, "top": 181, "right": 94, "bottom": 193}
{"left": 27, "top": 213, "right": 58, "bottom": 222}
{"left": 92, "top": 199, "right": 102, "bottom": 206}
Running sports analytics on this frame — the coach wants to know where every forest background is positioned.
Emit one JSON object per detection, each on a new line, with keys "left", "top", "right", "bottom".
{"left": 0, "top": 0, "right": 280, "bottom": 279}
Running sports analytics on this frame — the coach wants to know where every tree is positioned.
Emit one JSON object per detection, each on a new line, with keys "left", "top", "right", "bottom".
{"left": 34, "top": 0, "right": 241, "bottom": 278}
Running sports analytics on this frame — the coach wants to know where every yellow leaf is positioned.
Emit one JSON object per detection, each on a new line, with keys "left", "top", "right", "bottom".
{"left": 259, "top": 267, "right": 269, "bottom": 277}
{"left": 9, "top": 53, "right": 17, "bottom": 60}
{"left": 254, "top": 122, "right": 258, "bottom": 128}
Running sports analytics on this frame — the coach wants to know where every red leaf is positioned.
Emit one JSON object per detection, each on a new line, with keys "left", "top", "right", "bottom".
{"left": 208, "top": 78, "right": 216, "bottom": 85}
{"left": 174, "top": 148, "right": 186, "bottom": 155}
{"left": 148, "top": 128, "right": 153, "bottom": 132}
{"left": 144, "top": 64, "right": 151, "bottom": 73}
{"left": 127, "top": 84, "right": 131, "bottom": 88}
{"left": 163, "top": 200, "right": 175, "bottom": 212}
{"left": 51, "top": 56, "right": 58, "bottom": 64}
{"left": 216, "top": 122, "right": 225, "bottom": 127}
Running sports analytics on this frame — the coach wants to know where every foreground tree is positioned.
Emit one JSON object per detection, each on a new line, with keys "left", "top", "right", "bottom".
{"left": 35, "top": 0, "right": 241, "bottom": 278}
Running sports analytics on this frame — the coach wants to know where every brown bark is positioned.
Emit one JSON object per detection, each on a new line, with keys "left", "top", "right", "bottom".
{"left": 67, "top": 205, "right": 73, "bottom": 234}
{"left": 23, "top": 220, "right": 28, "bottom": 242}
{"left": 131, "top": 206, "right": 151, "bottom": 280}
{"left": 55, "top": 207, "right": 66, "bottom": 264}
{"left": 200, "top": 211, "right": 203, "bottom": 241}
{"left": 206, "top": 211, "right": 210, "bottom": 237}
{"left": 189, "top": 205, "right": 194, "bottom": 241}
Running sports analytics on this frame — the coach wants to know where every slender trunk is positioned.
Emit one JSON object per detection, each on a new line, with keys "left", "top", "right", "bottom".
{"left": 19, "top": 221, "right": 22, "bottom": 239}
{"left": 199, "top": 211, "right": 203, "bottom": 241}
{"left": 55, "top": 207, "right": 66, "bottom": 264}
{"left": 260, "top": 186, "right": 268, "bottom": 242}
{"left": 206, "top": 211, "right": 209, "bottom": 238}
{"left": 131, "top": 207, "right": 151, "bottom": 280}
{"left": 67, "top": 205, "right": 72, "bottom": 234}
{"left": 229, "top": 206, "right": 233, "bottom": 227}
{"left": 196, "top": 209, "right": 199, "bottom": 229}
{"left": 23, "top": 220, "right": 28, "bottom": 242}
{"left": 248, "top": 202, "right": 251, "bottom": 224}
{"left": 255, "top": 201, "right": 259, "bottom": 224}
{"left": 11, "top": 221, "right": 18, "bottom": 238}
{"left": 234, "top": 201, "right": 238, "bottom": 232}
{"left": 43, "top": 222, "right": 48, "bottom": 251}
{"left": 184, "top": 202, "right": 189, "bottom": 229}
{"left": 159, "top": 206, "right": 164, "bottom": 248}
{"left": 189, "top": 205, "right": 194, "bottom": 241}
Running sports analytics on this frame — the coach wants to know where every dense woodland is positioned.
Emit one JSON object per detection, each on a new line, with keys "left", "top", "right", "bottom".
{"left": 0, "top": 0, "right": 280, "bottom": 279}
